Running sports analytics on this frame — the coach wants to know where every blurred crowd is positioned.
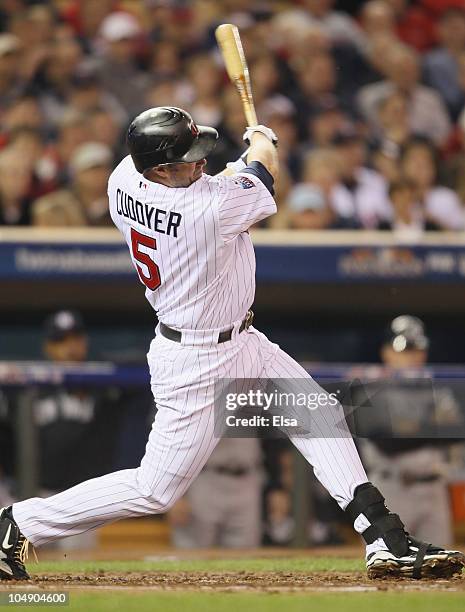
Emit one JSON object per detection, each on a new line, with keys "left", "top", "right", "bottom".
{"left": 1, "top": 0, "right": 465, "bottom": 234}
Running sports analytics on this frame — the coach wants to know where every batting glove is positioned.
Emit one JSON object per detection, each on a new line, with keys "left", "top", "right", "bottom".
{"left": 243, "top": 125, "right": 278, "bottom": 147}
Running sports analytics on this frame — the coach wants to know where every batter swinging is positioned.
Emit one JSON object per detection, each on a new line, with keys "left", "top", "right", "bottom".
{"left": 1, "top": 107, "right": 464, "bottom": 580}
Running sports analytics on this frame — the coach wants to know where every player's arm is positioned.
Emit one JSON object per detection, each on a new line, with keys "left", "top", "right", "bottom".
{"left": 217, "top": 125, "right": 278, "bottom": 192}
{"left": 246, "top": 130, "right": 278, "bottom": 181}
{"left": 216, "top": 126, "right": 278, "bottom": 242}
{"left": 216, "top": 150, "right": 249, "bottom": 177}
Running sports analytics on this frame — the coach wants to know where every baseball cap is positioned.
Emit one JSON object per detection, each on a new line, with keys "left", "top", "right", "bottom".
{"left": 0, "top": 34, "right": 21, "bottom": 57}
{"left": 99, "top": 12, "right": 141, "bottom": 42}
{"left": 69, "top": 142, "right": 112, "bottom": 174}
{"left": 385, "top": 315, "right": 429, "bottom": 353}
{"left": 44, "top": 311, "right": 85, "bottom": 341}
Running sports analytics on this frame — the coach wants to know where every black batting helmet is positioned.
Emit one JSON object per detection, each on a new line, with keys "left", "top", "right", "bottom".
{"left": 127, "top": 106, "right": 218, "bottom": 174}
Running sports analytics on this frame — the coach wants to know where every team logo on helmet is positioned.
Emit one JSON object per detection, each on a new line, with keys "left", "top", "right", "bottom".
{"left": 189, "top": 121, "right": 200, "bottom": 137}
{"left": 154, "top": 136, "right": 178, "bottom": 151}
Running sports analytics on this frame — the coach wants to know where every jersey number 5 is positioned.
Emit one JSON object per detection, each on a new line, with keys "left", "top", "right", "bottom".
{"left": 130, "top": 228, "right": 161, "bottom": 291}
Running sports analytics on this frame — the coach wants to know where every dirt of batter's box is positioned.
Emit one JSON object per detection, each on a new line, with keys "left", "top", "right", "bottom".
{"left": 25, "top": 571, "right": 465, "bottom": 593}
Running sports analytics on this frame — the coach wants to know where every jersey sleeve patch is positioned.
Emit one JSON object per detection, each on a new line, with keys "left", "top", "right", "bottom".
{"left": 234, "top": 175, "right": 255, "bottom": 190}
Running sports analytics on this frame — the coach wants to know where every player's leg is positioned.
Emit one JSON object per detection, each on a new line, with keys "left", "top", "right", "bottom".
{"left": 1, "top": 400, "right": 219, "bottom": 579}
{"left": 252, "top": 329, "right": 368, "bottom": 508}
{"left": 11, "top": 401, "right": 218, "bottom": 546}
{"left": 253, "top": 328, "right": 465, "bottom": 578}
{"left": 0, "top": 332, "right": 262, "bottom": 579}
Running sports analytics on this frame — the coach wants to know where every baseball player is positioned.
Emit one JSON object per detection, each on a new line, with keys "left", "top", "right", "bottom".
{"left": 1, "top": 107, "right": 464, "bottom": 580}
{"left": 361, "top": 315, "right": 463, "bottom": 546}
{"left": 169, "top": 438, "right": 263, "bottom": 548}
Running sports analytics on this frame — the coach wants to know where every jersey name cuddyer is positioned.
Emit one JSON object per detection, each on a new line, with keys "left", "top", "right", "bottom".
{"left": 108, "top": 155, "right": 277, "bottom": 331}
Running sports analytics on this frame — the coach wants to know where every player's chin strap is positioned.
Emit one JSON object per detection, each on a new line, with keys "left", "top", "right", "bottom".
{"left": 345, "top": 482, "right": 411, "bottom": 558}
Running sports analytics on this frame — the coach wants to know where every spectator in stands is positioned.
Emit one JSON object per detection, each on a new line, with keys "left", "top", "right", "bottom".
{"left": 423, "top": 8, "right": 465, "bottom": 121}
{"left": 33, "top": 30, "right": 84, "bottom": 129}
{"left": 307, "top": 101, "right": 349, "bottom": 150}
{"left": 386, "top": 0, "right": 436, "bottom": 52}
{"left": 60, "top": 0, "right": 117, "bottom": 46}
{"left": 145, "top": 0, "right": 181, "bottom": 45}
{"left": 358, "top": 44, "right": 451, "bottom": 146}
{"left": 375, "top": 91, "right": 418, "bottom": 151}
{"left": 7, "top": 5, "right": 55, "bottom": 84}
{"left": 358, "top": 0, "right": 399, "bottom": 72}
{"left": 67, "top": 64, "right": 127, "bottom": 127}
{"left": 332, "top": 126, "right": 392, "bottom": 228}
{"left": 232, "top": 15, "right": 275, "bottom": 67}
{"left": 186, "top": 53, "right": 223, "bottom": 128}
{"left": 272, "top": 13, "right": 327, "bottom": 61}
{"left": 400, "top": 137, "right": 465, "bottom": 230}
{"left": 44, "top": 109, "right": 92, "bottom": 186}
{"left": 371, "top": 143, "right": 402, "bottom": 184}
{"left": 359, "top": 30, "right": 399, "bottom": 86}
{"left": 0, "top": 0, "right": 464, "bottom": 230}
{"left": 250, "top": 54, "right": 283, "bottom": 109}
{"left": 293, "top": 51, "right": 355, "bottom": 121}
{"left": 2, "top": 94, "right": 44, "bottom": 137}
{"left": 87, "top": 107, "right": 125, "bottom": 164}
{"left": 288, "top": 7, "right": 378, "bottom": 99}
{"left": 97, "top": 12, "right": 149, "bottom": 118}
{"left": 378, "top": 177, "right": 441, "bottom": 238}
{"left": 6, "top": 128, "right": 43, "bottom": 172}
{"left": 145, "top": 76, "right": 192, "bottom": 111}
{"left": 32, "top": 142, "right": 112, "bottom": 227}
{"left": 288, "top": 148, "right": 360, "bottom": 229}
{"left": 150, "top": 40, "right": 183, "bottom": 81}
{"left": 7, "top": 127, "right": 57, "bottom": 201}
{"left": 0, "top": 33, "right": 23, "bottom": 108}
{"left": 360, "top": 1, "right": 397, "bottom": 41}
{"left": 293, "top": 0, "right": 365, "bottom": 50}
{"left": 0, "top": 146, "right": 33, "bottom": 226}
{"left": 205, "top": 87, "right": 247, "bottom": 175}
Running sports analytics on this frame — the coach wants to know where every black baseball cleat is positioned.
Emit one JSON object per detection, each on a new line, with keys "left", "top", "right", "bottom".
{"left": 0, "top": 507, "right": 33, "bottom": 580}
{"left": 366, "top": 537, "right": 465, "bottom": 579}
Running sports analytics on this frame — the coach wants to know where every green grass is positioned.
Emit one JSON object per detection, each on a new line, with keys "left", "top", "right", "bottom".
{"left": 20, "top": 592, "right": 465, "bottom": 612}
{"left": 31, "top": 556, "right": 364, "bottom": 574}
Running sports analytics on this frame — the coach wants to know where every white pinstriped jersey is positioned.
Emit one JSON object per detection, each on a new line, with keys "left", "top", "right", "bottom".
{"left": 108, "top": 155, "right": 276, "bottom": 330}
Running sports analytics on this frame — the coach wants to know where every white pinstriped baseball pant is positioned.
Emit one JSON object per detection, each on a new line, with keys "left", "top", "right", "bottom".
{"left": 13, "top": 327, "right": 368, "bottom": 547}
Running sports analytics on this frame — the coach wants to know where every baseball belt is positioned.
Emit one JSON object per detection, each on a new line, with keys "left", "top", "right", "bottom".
{"left": 380, "top": 471, "right": 441, "bottom": 485}
{"left": 159, "top": 310, "right": 254, "bottom": 344}
{"left": 206, "top": 465, "right": 252, "bottom": 477}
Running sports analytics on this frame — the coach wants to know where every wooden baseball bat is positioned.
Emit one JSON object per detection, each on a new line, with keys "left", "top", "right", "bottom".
{"left": 215, "top": 23, "right": 258, "bottom": 127}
